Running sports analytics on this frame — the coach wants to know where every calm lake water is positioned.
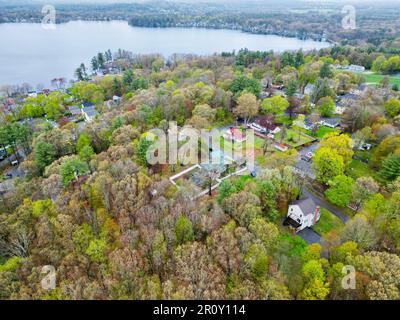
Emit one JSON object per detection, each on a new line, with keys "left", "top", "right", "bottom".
{"left": 0, "top": 20, "right": 330, "bottom": 87}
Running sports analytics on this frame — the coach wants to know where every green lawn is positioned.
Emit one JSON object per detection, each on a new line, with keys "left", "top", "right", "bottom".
{"left": 220, "top": 135, "right": 265, "bottom": 152}
{"left": 361, "top": 72, "right": 400, "bottom": 87}
{"left": 354, "top": 149, "right": 372, "bottom": 161}
{"left": 347, "top": 159, "right": 374, "bottom": 179}
{"left": 315, "top": 126, "right": 340, "bottom": 139}
{"left": 313, "top": 208, "right": 344, "bottom": 236}
{"left": 274, "top": 129, "right": 315, "bottom": 148}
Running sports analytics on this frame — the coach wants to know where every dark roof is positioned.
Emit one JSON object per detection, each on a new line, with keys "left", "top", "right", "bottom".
{"left": 82, "top": 106, "right": 98, "bottom": 117}
{"left": 254, "top": 118, "right": 278, "bottom": 131}
{"left": 283, "top": 217, "right": 302, "bottom": 228}
{"left": 339, "top": 93, "right": 360, "bottom": 101}
{"left": 82, "top": 102, "right": 95, "bottom": 108}
{"left": 320, "top": 117, "right": 341, "bottom": 126}
{"left": 304, "top": 118, "right": 316, "bottom": 128}
{"left": 68, "top": 106, "right": 82, "bottom": 115}
{"left": 291, "top": 198, "right": 317, "bottom": 214}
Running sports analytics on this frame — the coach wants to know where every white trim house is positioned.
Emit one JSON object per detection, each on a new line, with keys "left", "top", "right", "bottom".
{"left": 284, "top": 198, "right": 320, "bottom": 232}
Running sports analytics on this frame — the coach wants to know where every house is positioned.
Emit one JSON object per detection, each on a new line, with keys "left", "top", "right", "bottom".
{"left": 304, "top": 83, "right": 315, "bottom": 96}
{"left": 358, "top": 143, "right": 372, "bottom": 151}
{"left": 82, "top": 102, "right": 95, "bottom": 109}
{"left": 106, "top": 95, "right": 122, "bottom": 109}
{"left": 81, "top": 105, "right": 99, "bottom": 122}
{"left": 284, "top": 198, "right": 320, "bottom": 232}
{"left": 303, "top": 117, "right": 317, "bottom": 131}
{"left": 249, "top": 122, "right": 267, "bottom": 134}
{"left": 273, "top": 143, "right": 289, "bottom": 152}
{"left": 336, "top": 93, "right": 360, "bottom": 108}
{"left": 223, "top": 127, "right": 247, "bottom": 144}
{"left": 334, "top": 104, "right": 346, "bottom": 115}
{"left": 250, "top": 117, "right": 281, "bottom": 135}
{"left": 260, "top": 91, "right": 272, "bottom": 100}
{"left": 113, "top": 95, "right": 121, "bottom": 104}
{"left": 347, "top": 65, "right": 366, "bottom": 73}
{"left": 272, "top": 84, "right": 285, "bottom": 90}
{"left": 27, "top": 91, "right": 38, "bottom": 98}
{"left": 319, "top": 117, "right": 341, "bottom": 128}
{"left": 68, "top": 105, "right": 82, "bottom": 116}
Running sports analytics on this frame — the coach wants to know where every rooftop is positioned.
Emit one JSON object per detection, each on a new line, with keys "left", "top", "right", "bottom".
{"left": 291, "top": 198, "right": 317, "bottom": 214}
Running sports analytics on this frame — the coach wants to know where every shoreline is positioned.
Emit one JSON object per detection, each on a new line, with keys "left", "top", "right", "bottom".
{"left": 0, "top": 21, "right": 331, "bottom": 87}
{"left": 0, "top": 19, "right": 332, "bottom": 44}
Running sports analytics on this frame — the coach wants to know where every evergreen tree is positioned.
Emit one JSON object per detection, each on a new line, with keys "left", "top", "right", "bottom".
{"left": 320, "top": 61, "right": 333, "bottom": 78}
{"left": 97, "top": 52, "right": 105, "bottom": 69}
{"left": 379, "top": 155, "right": 400, "bottom": 182}
{"left": 91, "top": 56, "right": 99, "bottom": 72}
{"left": 285, "top": 80, "right": 298, "bottom": 97}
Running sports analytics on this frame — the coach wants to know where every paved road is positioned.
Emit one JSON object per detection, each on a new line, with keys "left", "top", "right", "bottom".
{"left": 294, "top": 141, "right": 319, "bottom": 180}
{"left": 298, "top": 228, "right": 321, "bottom": 244}
{"left": 303, "top": 188, "right": 349, "bottom": 223}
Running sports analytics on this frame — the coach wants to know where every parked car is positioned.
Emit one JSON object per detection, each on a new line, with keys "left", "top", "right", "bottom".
{"left": 11, "top": 160, "right": 19, "bottom": 166}
{"left": 0, "top": 149, "right": 6, "bottom": 161}
{"left": 301, "top": 152, "right": 313, "bottom": 162}
{"left": 358, "top": 143, "right": 372, "bottom": 151}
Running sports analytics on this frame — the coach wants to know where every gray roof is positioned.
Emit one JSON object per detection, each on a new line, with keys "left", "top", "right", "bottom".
{"left": 69, "top": 106, "right": 82, "bottom": 115}
{"left": 291, "top": 198, "right": 317, "bottom": 214}
{"left": 82, "top": 106, "right": 98, "bottom": 117}
{"left": 320, "top": 117, "right": 341, "bottom": 126}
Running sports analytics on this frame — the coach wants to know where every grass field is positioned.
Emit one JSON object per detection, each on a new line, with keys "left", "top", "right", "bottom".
{"left": 315, "top": 126, "right": 340, "bottom": 139}
{"left": 275, "top": 129, "right": 315, "bottom": 148}
{"left": 361, "top": 72, "right": 400, "bottom": 87}
{"left": 347, "top": 159, "right": 374, "bottom": 179}
{"left": 313, "top": 208, "right": 344, "bottom": 236}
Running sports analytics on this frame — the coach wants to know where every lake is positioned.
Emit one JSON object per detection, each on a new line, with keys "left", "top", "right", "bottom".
{"left": 0, "top": 20, "right": 330, "bottom": 87}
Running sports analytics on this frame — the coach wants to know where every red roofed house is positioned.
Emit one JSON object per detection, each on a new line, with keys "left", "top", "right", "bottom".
{"left": 273, "top": 143, "right": 289, "bottom": 152}
{"left": 223, "top": 127, "right": 247, "bottom": 144}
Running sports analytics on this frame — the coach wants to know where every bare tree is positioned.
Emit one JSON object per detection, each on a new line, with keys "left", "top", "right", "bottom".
{"left": 0, "top": 228, "right": 34, "bottom": 258}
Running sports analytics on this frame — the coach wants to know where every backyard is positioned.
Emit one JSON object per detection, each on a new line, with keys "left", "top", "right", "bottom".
{"left": 361, "top": 71, "right": 400, "bottom": 87}
{"left": 346, "top": 149, "right": 375, "bottom": 180}
{"left": 347, "top": 159, "right": 375, "bottom": 180}
{"left": 313, "top": 208, "right": 344, "bottom": 236}
{"left": 314, "top": 126, "right": 340, "bottom": 139}
{"left": 274, "top": 129, "right": 316, "bottom": 148}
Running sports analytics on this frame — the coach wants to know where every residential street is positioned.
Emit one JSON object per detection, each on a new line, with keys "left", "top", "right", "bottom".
{"left": 294, "top": 141, "right": 319, "bottom": 180}
{"left": 303, "top": 188, "right": 349, "bottom": 223}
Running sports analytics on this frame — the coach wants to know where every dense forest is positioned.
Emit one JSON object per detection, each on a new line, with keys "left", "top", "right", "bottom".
{"left": 1, "top": 44, "right": 400, "bottom": 300}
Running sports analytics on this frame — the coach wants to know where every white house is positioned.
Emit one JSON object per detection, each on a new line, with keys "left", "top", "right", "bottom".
{"left": 223, "top": 127, "right": 247, "bottom": 144}
{"left": 319, "top": 117, "right": 341, "bottom": 128}
{"left": 334, "top": 105, "right": 346, "bottom": 115}
{"left": 27, "top": 91, "right": 38, "bottom": 98}
{"left": 304, "top": 83, "right": 315, "bottom": 96}
{"left": 81, "top": 103, "right": 99, "bottom": 122}
{"left": 273, "top": 143, "right": 289, "bottom": 152}
{"left": 113, "top": 95, "right": 121, "bottom": 104}
{"left": 284, "top": 198, "right": 320, "bottom": 232}
{"left": 347, "top": 65, "right": 366, "bottom": 73}
{"left": 249, "top": 118, "right": 281, "bottom": 135}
